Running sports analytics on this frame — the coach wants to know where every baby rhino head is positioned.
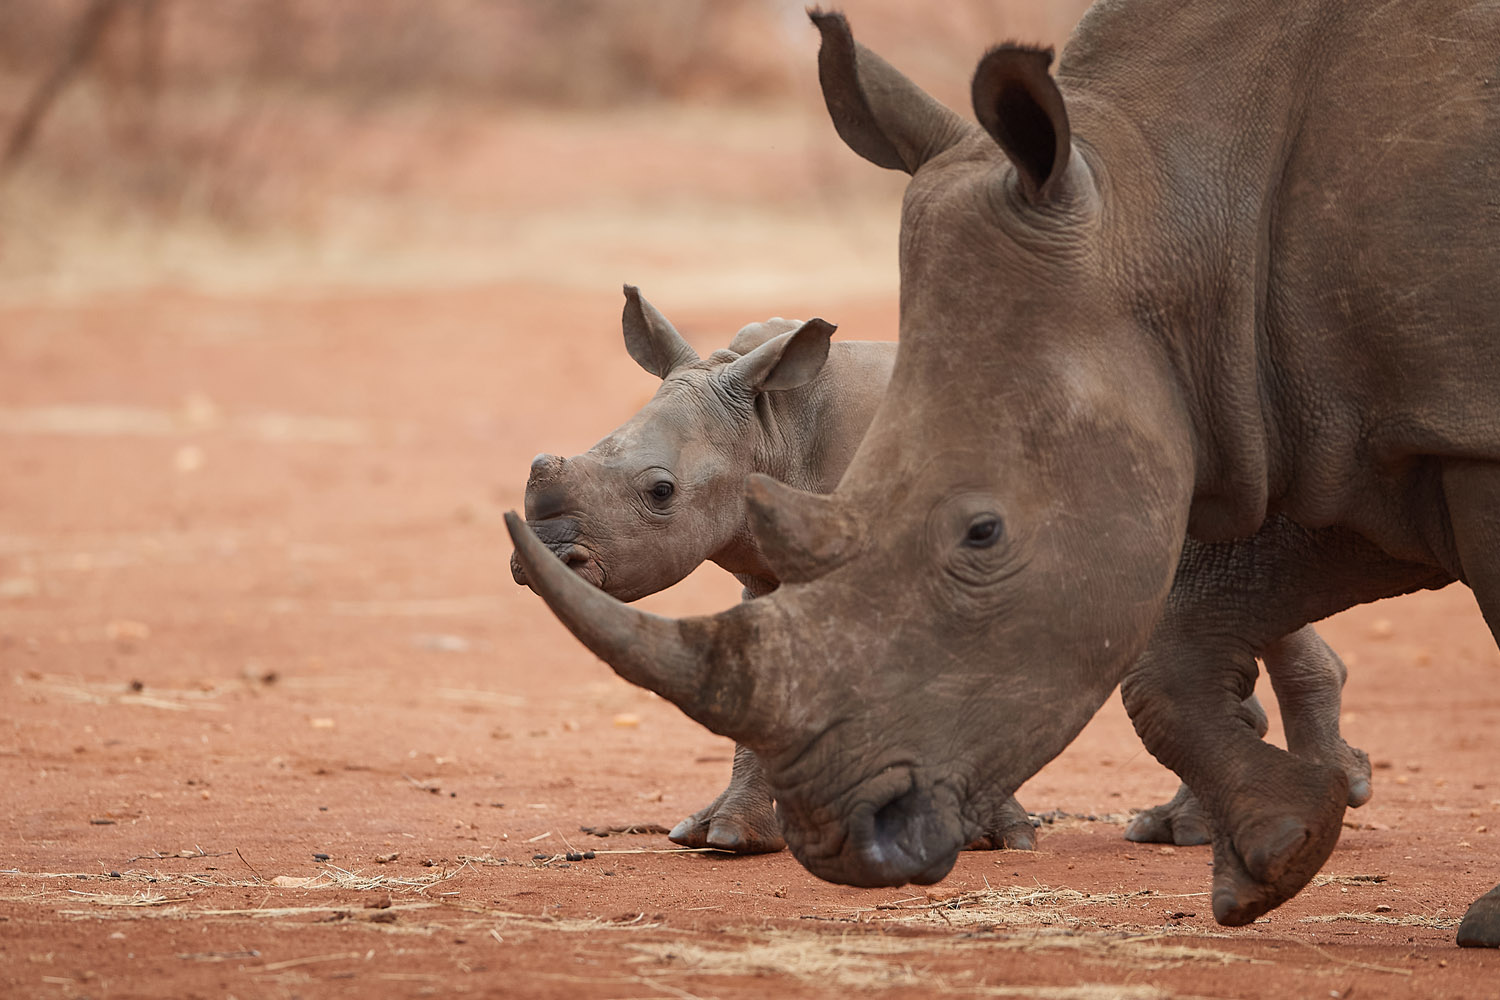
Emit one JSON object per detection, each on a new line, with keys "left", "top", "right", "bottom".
{"left": 511, "top": 285, "right": 835, "bottom": 602}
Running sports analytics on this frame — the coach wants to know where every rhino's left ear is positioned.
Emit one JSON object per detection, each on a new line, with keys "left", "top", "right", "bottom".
{"left": 725, "top": 318, "right": 836, "bottom": 393}
{"left": 623, "top": 284, "right": 699, "bottom": 378}
{"left": 971, "top": 45, "right": 1071, "bottom": 203}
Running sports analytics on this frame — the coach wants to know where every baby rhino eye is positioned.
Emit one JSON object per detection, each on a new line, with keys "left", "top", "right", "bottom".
{"left": 650, "top": 481, "right": 675, "bottom": 501}
{"left": 964, "top": 516, "right": 1003, "bottom": 548}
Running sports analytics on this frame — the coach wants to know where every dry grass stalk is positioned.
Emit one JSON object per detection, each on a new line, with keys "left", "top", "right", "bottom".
{"left": 1310, "top": 873, "right": 1389, "bottom": 886}
{"left": 1298, "top": 911, "right": 1457, "bottom": 929}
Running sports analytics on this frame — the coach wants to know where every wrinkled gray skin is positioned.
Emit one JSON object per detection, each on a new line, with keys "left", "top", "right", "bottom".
{"left": 512, "top": 286, "right": 1035, "bottom": 853}
{"left": 512, "top": 286, "right": 1371, "bottom": 855}
{"left": 509, "top": 4, "right": 1500, "bottom": 948}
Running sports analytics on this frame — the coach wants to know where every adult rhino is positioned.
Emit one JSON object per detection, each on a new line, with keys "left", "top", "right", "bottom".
{"left": 513, "top": 285, "right": 1370, "bottom": 854}
{"left": 510, "top": 4, "right": 1500, "bottom": 948}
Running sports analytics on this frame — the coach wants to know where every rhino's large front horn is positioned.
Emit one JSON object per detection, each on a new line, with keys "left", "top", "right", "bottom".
{"left": 506, "top": 512, "right": 788, "bottom": 744}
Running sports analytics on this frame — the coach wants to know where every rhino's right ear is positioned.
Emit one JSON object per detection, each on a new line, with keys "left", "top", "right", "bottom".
{"left": 725, "top": 318, "right": 836, "bottom": 393}
{"left": 622, "top": 284, "right": 699, "bottom": 378}
{"left": 811, "top": 10, "right": 970, "bottom": 175}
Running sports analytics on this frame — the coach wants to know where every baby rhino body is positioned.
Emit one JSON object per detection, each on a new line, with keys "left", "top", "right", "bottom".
{"left": 512, "top": 286, "right": 1370, "bottom": 854}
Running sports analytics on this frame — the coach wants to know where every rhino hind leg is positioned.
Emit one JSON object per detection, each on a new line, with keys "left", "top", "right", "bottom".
{"left": 963, "top": 795, "right": 1037, "bottom": 851}
{"left": 669, "top": 743, "right": 785, "bottom": 854}
{"left": 1441, "top": 460, "right": 1500, "bottom": 947}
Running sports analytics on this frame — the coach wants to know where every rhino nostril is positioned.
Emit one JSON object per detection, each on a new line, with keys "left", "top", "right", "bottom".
{"left": 873, "top": 786, "right": 923, "bottom": 856}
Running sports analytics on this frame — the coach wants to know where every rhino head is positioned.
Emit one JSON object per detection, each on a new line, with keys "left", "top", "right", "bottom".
{"left": 510, "top": 13, "right": 1203, "bottom": 887}
{"left": 512, "top": 284, "right": 836, "bottom": 602}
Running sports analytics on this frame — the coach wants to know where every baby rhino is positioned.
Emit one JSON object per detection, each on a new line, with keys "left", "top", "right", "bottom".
{"left": 511, "top": 285, "right": 1372, "bottom": 854}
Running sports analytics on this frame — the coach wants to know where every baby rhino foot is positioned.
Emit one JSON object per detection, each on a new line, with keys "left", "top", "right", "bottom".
{"left": 1124, "top": 783, "right": 1212, "bottom": 846}
{"left": 1457, "top": 884, "right": 1500, "bottom": 948}
{"left": 1210, "top": 764, "right": 1349, "bottom": 926}
{"left": 964, "top": 796, "right": 1037, "bottom": 852}
{"left": 669, "top": 786, "right": 784, "bottom": 854}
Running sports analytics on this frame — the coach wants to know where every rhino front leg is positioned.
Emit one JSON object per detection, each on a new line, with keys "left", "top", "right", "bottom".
{"left": 1125, "top": 693, "right": 1267, "bottom": 846}
{"left": 1442, "top": 460, "right": 1500, "bottom": 947}
{"left": 1123, "top": 519, "right": 1450, "bottom": 928}
{"left": 1123, "top": 628, "right": 1349, "bottom": 927}
{"left": 1126, "top": 625, "right": 1373, "bottom": 846}
{"left": 669, "top": 743, "right": 785, "bottom": 854}
{"left": 1263, "top": 627, "right": 1372, "bottom": 808}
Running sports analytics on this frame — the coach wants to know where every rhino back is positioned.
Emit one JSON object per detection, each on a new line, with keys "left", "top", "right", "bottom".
{"left": 1060, "top": 0, "right": 1500, "bottom": 555}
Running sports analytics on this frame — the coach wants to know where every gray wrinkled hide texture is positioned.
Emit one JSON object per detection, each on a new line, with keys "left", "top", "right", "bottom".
{"left": 508, "top": 2, "right": 1500, "bottom": 947}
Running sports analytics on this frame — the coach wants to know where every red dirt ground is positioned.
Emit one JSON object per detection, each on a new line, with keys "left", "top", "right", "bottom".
{"left": 2, "top": 282, "right": 1497, "bottom": 1000}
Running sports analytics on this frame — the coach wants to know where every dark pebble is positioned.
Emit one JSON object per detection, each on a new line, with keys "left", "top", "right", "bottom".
{"left": 313, "top": 852, "right": 331, "bottom": 861}
{"left": 449, "top": 791, "right": 457, "bottom": 798}
{"left": 532, "top": 853, "right": 549, "bottom": 861}
{"left": 583, "top": 851, "right": 596, "bottom": 860}
{"left": 319, "top": 806, "right": 329, "bottom": 812}
{"left": 566, "top": 852, "right": 583, "bottom": 862}
{"left": 109, "top": 871, "right": 121, "bottom": 878}
{"left": 128, "top": 680, "right": 144, "bottom": 692}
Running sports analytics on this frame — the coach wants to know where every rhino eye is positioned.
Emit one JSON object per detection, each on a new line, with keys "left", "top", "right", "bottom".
{"left": 963, "top": 516, "right": 1003, "bottom": 548}
{"left": 649, "top": 481, "right": 675, "bottom": 502}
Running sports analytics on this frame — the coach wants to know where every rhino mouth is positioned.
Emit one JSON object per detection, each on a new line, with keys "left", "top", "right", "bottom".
{"left": 509, "top": 518, "right": 605, "bottom": 591}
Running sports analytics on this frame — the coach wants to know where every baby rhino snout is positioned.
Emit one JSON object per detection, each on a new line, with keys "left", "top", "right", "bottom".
{"left": 510, "top": 515, "right": 591, "bottom": 588}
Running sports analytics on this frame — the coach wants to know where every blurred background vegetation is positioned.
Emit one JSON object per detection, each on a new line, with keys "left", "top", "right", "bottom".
{"left": 0, "top": 0, "right": 1092, "bottom": 303}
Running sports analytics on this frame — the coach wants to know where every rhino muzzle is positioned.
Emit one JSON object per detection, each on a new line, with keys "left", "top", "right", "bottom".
{"left": 508, "top": 514, "right": 596, "bottom": 588}
{"left": 781, "top": 766, "right": 965, "bottom": 888}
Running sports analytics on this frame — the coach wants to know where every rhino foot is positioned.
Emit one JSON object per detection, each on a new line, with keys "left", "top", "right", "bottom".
{"left": 1334, "top": 741, "right": 1373, "bottom": 808}
{"left": 1208, "top": 765, "right": 1348, "bottom": 926}
{"left": 963, "top": 795, "right": 1037, "bottom": 852}
{"left": 1457, "top": 884, "right": 1500, "bottom": 947}
{"left": 1124, "top": 783, "right": 1212, "bottom": 846}
{"left": 668, "top": 777, "right": 785, "bottom": 855}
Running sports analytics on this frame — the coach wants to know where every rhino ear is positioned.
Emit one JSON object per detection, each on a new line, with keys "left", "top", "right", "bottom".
{"left": 971, "top": 45, "right": 1071, "bottom": 203}
{"left": 745, "top": 474, "right": 863, "bottom": 584}
{"left": 811, "top": 10, "right": 969, "bottom": 175}
{"left": 622, "top": 284, "right": 699, "bottom": 378}
{"left": 725, "top": 318, "right": 836, "bottom": 393}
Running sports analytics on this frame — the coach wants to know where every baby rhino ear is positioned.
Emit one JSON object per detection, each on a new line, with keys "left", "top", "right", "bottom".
{"left": 725, "top": 318, "right": 837, "bottom": 392}
{"left": 622, "top": 284, "right": 699, "bottom": 378}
